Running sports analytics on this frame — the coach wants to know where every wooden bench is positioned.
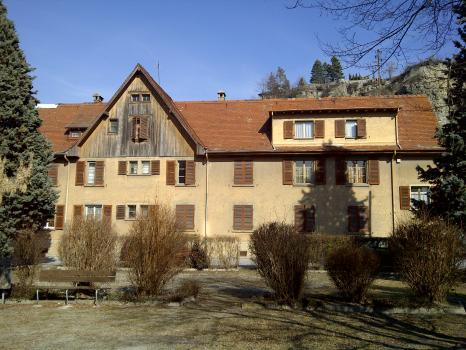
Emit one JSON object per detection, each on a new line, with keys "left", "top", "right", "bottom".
{"left": 36, "top": 269, "right": 116, "bottom": 304}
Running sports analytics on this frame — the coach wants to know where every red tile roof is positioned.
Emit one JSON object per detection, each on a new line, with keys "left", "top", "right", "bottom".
{"left": 38, "top": 95, "right": 440, "bottom": 154}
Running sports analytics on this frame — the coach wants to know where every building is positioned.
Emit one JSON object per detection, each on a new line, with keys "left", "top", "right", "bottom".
{"left": 38, "top": 64, "right": 441, "bottom": 258}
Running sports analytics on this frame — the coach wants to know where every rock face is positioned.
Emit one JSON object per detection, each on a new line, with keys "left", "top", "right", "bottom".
{"left": 302, "top": 60, "right": 449, "bottom": 124}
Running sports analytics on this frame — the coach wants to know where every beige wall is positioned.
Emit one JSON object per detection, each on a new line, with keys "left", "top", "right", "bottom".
{"left": 272, "top": 112, "right": 397, "bottom": 147}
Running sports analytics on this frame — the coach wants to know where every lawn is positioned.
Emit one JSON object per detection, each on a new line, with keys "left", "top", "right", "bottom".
{"left": 0, "top": 270, "right": 465, "bottom": 350}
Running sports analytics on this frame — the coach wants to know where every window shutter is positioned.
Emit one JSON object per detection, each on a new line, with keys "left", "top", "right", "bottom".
{"left": 73, "top": 205, "right": 83, "bottom": 220}
{"left": 243, "top": 205, "right": 253, "bottom": 230}
{"left": 75, "top": 161, "right": 85, "bottom": 186}
{"left": 399, "top": 186, "right": 411, "bottom": 210}
{"left": 185, "top": 160, "right": 196, "bottom": 185}
{"left": 234, "top": 161, "right": 253, "bottom": 185}
{"left": 103, "top": 205, "right": 112, "bottom": 223}
{"left": 176, "top": 205, "right": 195, "bottom": 230}
{"left": 315, "top": 159, "right": 326, "bottom": 185}
{"left": 118, "top": 161, "right": 127, "bottom": 175}
{"left": 139, "top": 116, "right": 148, "bottom": 140}
{"left": 294, "top": 204, "right": 305, "bottom": 232}
{"left": 94, "top": 161, "right": 104, "bottom": 186}
{"left": 48, "top": 165, "right": 58, "bottom": 186}
{"left": 116, "top": 205, "right": 126, "bottom": 220}
{"left": 282, "top": 160, "right": 294, "bottom": 185}
{"left": 368, "top": 159, "right": 380, "bottom": 185}
{"left": 54, "top": 205, "right": 65, "bottom": 230}
{"left": 305, "top": 205, "right": 316, "bottom": 232}
{"left": 151, "top": 160, "right": 160, "bottom": 175}
{"left": 233, "top": 205, "right": 253, "bottom": 230}
{"left": 283, "top": 121, "right": 294, "bottom": 139}
{"left": 347, "top": 206, "right": 359, "bottom": 232}
{"left": 360, "top": 206, "right": 369, "bottom": 233}
{"left": 166, "top": 160, "right": 176, "bottom": 185}
{"left": 131, "top": 117, "right": 137, "bottom": 140}
{"left": 335, "top": 120, "right": 345, "bottom": 138}
{"left": 234, "top": 161, "right": 242, "bottom": 185}
{"left": 357, "top": 119, "right": 366, "bottom": 138}
{"left": 148, "top": 205, "right": 157, "bottom": 215}
{"left": 314, "top": 120, "right": 325, "bottom": 138}
{"left": 335, "top": 159, "right": 347, "bottom": 185}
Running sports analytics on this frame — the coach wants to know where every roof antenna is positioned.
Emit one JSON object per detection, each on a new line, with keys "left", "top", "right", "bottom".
{"left": 156, "top": 60, "right": 161, "bottom": 84}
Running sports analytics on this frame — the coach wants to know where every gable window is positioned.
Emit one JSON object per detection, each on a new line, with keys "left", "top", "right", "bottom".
{"left": 87, "top": 161, "right": 96, "bottom": 185}
{"left": 108, "top": 119, "right": 119, "bottom": 134}
{"left": 131, "top": 94, "right": 140, "bottom": 102}
{"left": 177, "top": 160, "right": 186, "bottom": 185}
{"left": 129, "top": 161, "right": 138, "bottom": 175}
{"left": 127, "top": 204, "right": 137, "bottom": 219}
{"left": 294, "top": 160, "right": 314, "bottom": 185}
{"left": 346, "top": 160, "right": 367, "bottom": 184}
{"left": 294, "top": 121, "right": 314, "bottom": 139}
{"left": 131, "top": 116, "right": 148, "bottom": 142}
{"left": 410, "top": 186, "right": 430, "bottom": 207}
{"left": 345, "top": 120, "right": 358, "bottom": 138}
{"left": 85, "top": 205, "right": 102, "bottom": 220}
{"left": 142, "top": 94, "right": 150, "bottom": 102}
{"left": 141, "top": 161, "right": 150, "bottom": 175}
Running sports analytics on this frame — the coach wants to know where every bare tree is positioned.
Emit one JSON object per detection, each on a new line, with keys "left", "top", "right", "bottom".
{"left": 288, "top": 0, "right": 460, "bottom": 69}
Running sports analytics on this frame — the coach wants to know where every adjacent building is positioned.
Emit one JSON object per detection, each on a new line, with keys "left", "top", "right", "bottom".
{"left": 38, "top": 64, "right": 441, "bottom": 258}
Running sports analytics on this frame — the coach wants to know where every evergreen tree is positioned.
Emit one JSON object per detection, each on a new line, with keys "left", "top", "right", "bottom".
{"left": 276, "top": 67, "right": 291, "bottom": 97}
{"left": 329, "top": 56, "right": 344, "bottom": 81}
{"left": 310, "top": 59, "right": 325, "bottom": 84}
{"left": 322, "top": 62, "right": 332, "bottom": 83}
{"left": 417, "top": 1, "right": 466, "bottom": 229}
{"left": 291, "top": 77, "right": 308, "bottom": 97}
{"left": 0, "top": 1, "right": 57, "bottom": 257}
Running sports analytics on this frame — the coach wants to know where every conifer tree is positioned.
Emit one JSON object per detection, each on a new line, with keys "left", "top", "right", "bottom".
{"left": 329, "top": 56, "right": 344, "bottom": 81}
{"left": 276, "top": 67, "right": 291, "bottom": 97}
{"left": 0, "top": 1, "right": 57, "bottom": 257}
{"left": 291, "top": 77, "right": 308, "bottom": 97}
{"left": 310, "top": 59, "right": 325, "bottom": 83}
{"left": 417, "top": 1, "right": 466, "bottom": 229}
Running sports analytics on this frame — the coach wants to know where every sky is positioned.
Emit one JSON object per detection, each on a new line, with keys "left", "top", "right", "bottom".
{"left": 4, "top": 0, "right": 458, "bottom": 103}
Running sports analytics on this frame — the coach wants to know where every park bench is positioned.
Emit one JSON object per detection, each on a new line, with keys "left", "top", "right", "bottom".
{"left": 35, "top": 269, "right": 116, "bottom": 304}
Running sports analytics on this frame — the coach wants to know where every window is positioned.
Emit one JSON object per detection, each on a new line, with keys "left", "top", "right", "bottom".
{"left": 69, "top": 130, "right": 82, "bottom": 138}
{"left": 295, "top": 205, "right": 316, "bottom": 233}
{"left": 345, "top": 120, "right": 358, "bottom": 138}
{"left": 142, "top": 94, "right": 150, "bottom": 102}
{"left": 294, "top": 121, "right": 314, "bottom": 139}
{"left": 85, "top": 205, "right": 102, "bottom": 220}
{"left": 176, "top": 205, "right": 195, "bottom": 230}
{"left": 346, "top": 160, "right": 367, "bottom": 184}
{"left": 233, "top": 205, "right": 253, "bottom": 231}
{"left": 294, "top": 160, "right": 314, "bottom": 184}
{"left": 140, "top": 205, "right": 149, "bottom": 217}
{"left": 87, "top": 161, "right": 96, "bottom": 185}
{"left": 127, "top": 205, "right": 137, "bottom": 219}
{"left": 44, "top": 217, "right": 55, "bottom": 230}
{"left": 131, "top": 116, "right": 148, "bottom": 142}
{"left": 233, "top": 160, "right": 253, "bottom": 185}
{"left": 410, "top": 186, "right": 430, "bottom": 207}
{"left": 129, "top": 161, "right": 138, "bottom": 175}
{"left": 177, "top": 160, "right": 186, "bottom": 185}
{"left": 141, "top": 161, "right": 150, "bottom": 175}
{"left": 348, "top": 206, "right": 368, "bottom": 233}
{"left": 108, "top": 119, "right": 119, "bottom": 134}
{"left": 131, "top": 94, "right": 140, "bottom": 102}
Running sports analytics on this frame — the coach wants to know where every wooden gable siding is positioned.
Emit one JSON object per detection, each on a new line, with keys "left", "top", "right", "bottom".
{"left": 79, "top": 76, "right": 194, "bottom": 158}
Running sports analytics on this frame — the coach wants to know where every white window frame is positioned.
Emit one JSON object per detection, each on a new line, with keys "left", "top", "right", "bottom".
{"left": 43, "top": 217, "right": 55, "bottom": 230}
{"left": 294, "top": 121, "right": 314, "bottom": 139}
{"left": 177, "top": 160, "right": 187, "bottom": 185}
{"left": 87, "top": 161, "right": 96, "bottom": 185}
{"left": 85, "top": 204, "right": 103, "bottom": 220}
{"left": 141, "top": 93, "right": 151, "bottom": 102}
{"left": 129, "top": 161, "right": 138, "bottom": 175}
{"left": 294, "top": 160, "right": 315, "bottom": 185}
{"left": 131, "top": 94, "right": 140, "bottom": 102}
{"left": 345, "top": 120, "right": 358, "bottom": 139}
{"left": 346, "top": 160, "right": 367, "bottom": 184}
{"left": 141, "top": 161, "right": 150, "bottom": 175}
{"left": 127, "top": 204, "right": 137, "bottom": 220}
{"left": 69, "top": 130, "right": 82, "bottom": 138}
{"left": 410, "top": 185, "right": 431, "bottom": 207}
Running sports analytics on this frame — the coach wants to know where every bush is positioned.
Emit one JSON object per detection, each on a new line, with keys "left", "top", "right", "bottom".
{"left": 206, "top": 235, "right": 240, "bottom": 269}
{"left": 59, "top": 218, "right": 118, "bottom": 272}
{"left": 390, "top": 215, "right": 466, "bottom": 303}
{"left": 308, "top": 234, "right": 351, "bottom": 269}
{"left": 188, "top": 238, "right": 209, "bottom": 270}
{"left": 168, "top": 280, "right": 201, "bottom": 303}
{"left": 325, "top": 243, "right": 380, "bottom": 303}
{"left": 121, "top": 203, "right": 187, "bottom": 297}
{"left": 249, "top": 222, "right": 310, "bottom": 305}
{"left": 11, "top": 229, "right": 43, "bottom": 297}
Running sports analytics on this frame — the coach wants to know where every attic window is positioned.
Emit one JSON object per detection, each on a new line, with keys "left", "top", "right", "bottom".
{"left": 131, "top": 94, "right": 140, "bottom": 102}
{"left": 69, "top": 130, "right": 82, "bottom": 138}
{"left": 142, "top": 94, "right": 150, "bottom": 102}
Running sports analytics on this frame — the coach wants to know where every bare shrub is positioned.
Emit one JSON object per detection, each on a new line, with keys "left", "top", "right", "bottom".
{"left": 308, "top": 234, "right": 351, "bottom": 269}
{"left": 249, "top": 222, "right": 311, "bottom": 305}
{"left": 187, "top": 236, "right": 209, "bottom": 270}
{"left": 121, "top": 203, "right": 187, "bottom": 297}
{"left": 11, "top": 229, "right": 42, "bottom": 297}
{"left": 390, "top": 215, "right": 466, "bottom": 303}
{"left": 168, "top": 280, "right": 201, "bottom": 303}
{"left": 59, "top": 218, "right": 118, "bottom": 272}
{"left": 325, "top": 243, "right": 380, "bottom": 303}
{"left": 206, "top": 236, "right": 239, "bottom": 269}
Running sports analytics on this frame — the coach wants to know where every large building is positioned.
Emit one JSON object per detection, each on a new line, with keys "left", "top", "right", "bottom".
{"left": 38, "top": 64, "right": 441, "bottom": 258}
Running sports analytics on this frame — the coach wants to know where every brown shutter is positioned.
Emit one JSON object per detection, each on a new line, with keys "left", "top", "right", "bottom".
{"left": 234, "top": 161, "right": 242, "bottom": 185}
{"left": 118, "top": 161, "right": 127, "bottom": 175}
{"left": 166, "top": 160, "right": 176, "bottom": 185}
{"left": 243, "top": 205, "right": 253, "bottom": 230}
{"left": 48, "top": 165, "right": 58, "bottom": 186}
{"left": 399, "top": 186, "right": 411, "bottom": 210}
{"left": 315, "top": 159, "right": 326, "bottom": 185}
{"left": 294, "top": 204, "right": 305, "bottom": 232}
{"left": 234, "top": 161, "right": 253, "bottom": 185}
{"left": 233, "top": 205, "right": 253, "bottom": 230}
{"left": 75, "top": 161, "right": 85, "bottom": 186}
{"left": 282, "top": 160, "right": 294, "bottom": 185}
{"left": 305, "top": 205, "right": 316, "bottom": 232}
{"left": 360, "top": 206, "right": 369, "bottom": 233}
{"left": 283, "top": 121, "right": 294, "bottom": 139}
{"left": 148, "top": 205, "right": 157, "bottom": 215}
{"left": 368, "top": 159, "right": 380, "bottom": 185}
{"left": 54, "top": 205, "right": 65, "bottom": 230}
{"left": 139, "top": 116, "right": 148, "bottom": 140}
{"left": 357, "top": 119, "right": 366, "bottom": 138}
{"left": 131, "top": 117, "right": 137, "bottom": 140}
{"left": 233, "top": 205, "right": 242, "bottom": 230}
{"left": 73, "top": 205, "right": 83, "bottom": 219}
{"left": 335, "top": 159, "right": 347, "bottom": 185}
{"left": 176, "top": 205, "right": 195, "bottom": 230}
{"left": 335, "top": 120, "right": 345, "bottom": 138}
{"left": 94, "top": 161, "right": 104, "bottom": 186}
{"left": 151, "top": 160, "right": 160, "bottom": 175}
{"left": 347, "top": 206, "right": 359, "bottom": 232}
{"left": 103, "top": 205, "right": 112, "bottom": 223}
{"left": 314, "top": 120, "right": 325, "bottom": 138}
{"left": 185, "top": 160, "right": 196, "bottom": 185}
{"left": 116, "top": 205, "right": 126, "bottom": 220}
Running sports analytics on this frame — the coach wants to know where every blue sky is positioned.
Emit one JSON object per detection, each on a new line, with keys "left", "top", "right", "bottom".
{"left": 4, "top": 0, "right": 457, "bottom": 103}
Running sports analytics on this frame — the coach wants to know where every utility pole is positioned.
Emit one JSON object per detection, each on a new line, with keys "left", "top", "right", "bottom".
{"left": 156, "top": 60, "right": 161, "bottom": 84}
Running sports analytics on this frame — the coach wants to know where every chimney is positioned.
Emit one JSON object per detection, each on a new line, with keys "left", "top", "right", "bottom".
{"left": 92, "top": 93, "right": 104, "bottom": 103}
{"left": 217, "top": 90, "right": 226, "bottom": 101}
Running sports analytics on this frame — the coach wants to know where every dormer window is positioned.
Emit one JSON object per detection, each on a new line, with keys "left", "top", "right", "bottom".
{"left": 294, "top": 121, "right": 314, "bottom": 139}
{"left": 68, "top": 130, "right": 82, "bottom": 138}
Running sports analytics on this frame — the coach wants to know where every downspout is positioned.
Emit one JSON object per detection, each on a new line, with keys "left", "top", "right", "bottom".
{"left": 204, "top": 152, "right": 209, "bottom": 242}
{"left": 63, "top": 153, "right": 71, "bottom": 222}
{"left": 391, "top": 109, "right": 401, "bottom": 233}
